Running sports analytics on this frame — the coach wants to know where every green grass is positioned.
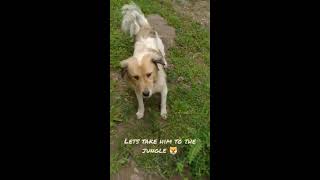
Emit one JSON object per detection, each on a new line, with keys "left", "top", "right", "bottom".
{"left": 110, "top": 0, "right": 210, "bottom": 178}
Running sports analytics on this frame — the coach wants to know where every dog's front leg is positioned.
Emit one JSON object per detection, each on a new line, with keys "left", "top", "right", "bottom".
{"left": 160, "top": 85, "right": 168, "bottom": 119}
{"left": 135, "top": 91, "right": 144, "bottom": 119}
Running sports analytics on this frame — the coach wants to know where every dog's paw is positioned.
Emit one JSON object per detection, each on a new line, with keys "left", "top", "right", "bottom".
{"left": 136, "top": 111, "right": 144, "bottom": 119}
{"left": 160, "top": 111, "right": 167, "bottom": 119}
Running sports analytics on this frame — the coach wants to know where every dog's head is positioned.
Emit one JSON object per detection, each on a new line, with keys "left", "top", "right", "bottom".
{"left": 120, "top": 51, "right": 165, "bottom": 98}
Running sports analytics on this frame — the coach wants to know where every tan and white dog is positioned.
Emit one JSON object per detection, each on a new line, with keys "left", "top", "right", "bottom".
{"left": 120, "top": 2, "right": 168, "bottom": 119}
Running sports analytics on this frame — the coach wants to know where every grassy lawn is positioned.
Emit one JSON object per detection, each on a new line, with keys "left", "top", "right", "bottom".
{"left": 110, "top": 0, "right": 210, "bottom": 179}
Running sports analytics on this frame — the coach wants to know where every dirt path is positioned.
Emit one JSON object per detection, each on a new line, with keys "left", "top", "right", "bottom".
{"left": 111, "top": 159, "right": 165, "bottom": 180}
{"left": 173, "top": 0, "right": 210, "bottom": 28}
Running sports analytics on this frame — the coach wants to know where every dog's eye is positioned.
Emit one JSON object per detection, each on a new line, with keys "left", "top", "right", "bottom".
{"left": 146, "top": 73, "right": 152, "bottom": 78}
{"left": 133, "top": 76, "right": 139, "bottom": 80}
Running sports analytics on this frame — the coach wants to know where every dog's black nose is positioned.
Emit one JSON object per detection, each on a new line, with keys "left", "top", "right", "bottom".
{"left": 142, "top": 90, "right": 149, "bottom": 96}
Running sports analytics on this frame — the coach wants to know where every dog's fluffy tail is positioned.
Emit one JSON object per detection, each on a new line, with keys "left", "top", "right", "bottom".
{"left": 121, "top": 2, "right": 150, "bottom": 37}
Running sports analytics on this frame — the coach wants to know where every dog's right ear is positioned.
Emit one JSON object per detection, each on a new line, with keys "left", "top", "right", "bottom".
{"left": 120, "top": 58, "right": 130, "bottom": 78}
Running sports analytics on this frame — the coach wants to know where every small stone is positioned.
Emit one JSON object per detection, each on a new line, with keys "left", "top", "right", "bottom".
{"left": 177, "top": 76, "right": 184, "bottom": 82}
{"left": 176, "top": 0, "right": 187, "bottom": 5}
{"left": 130, "top": 174, "right": 143, "bottom": 180}
{"left": 134, "top": 167, "right": 139, "bottom": 173}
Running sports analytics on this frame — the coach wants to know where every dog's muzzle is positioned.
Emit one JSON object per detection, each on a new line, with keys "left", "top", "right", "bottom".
{"left": 142, "top": 89, "right": 151, "bottom": 98}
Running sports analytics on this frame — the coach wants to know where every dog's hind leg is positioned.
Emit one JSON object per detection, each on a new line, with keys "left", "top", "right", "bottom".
{"left": 135, "top": 91, "right": 144, "bottom": 119}
{"left": 160, "top": 85, "right": 168, "bottom": 119}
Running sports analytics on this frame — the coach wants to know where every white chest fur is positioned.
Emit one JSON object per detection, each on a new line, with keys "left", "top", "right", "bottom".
{"left": 152, "top": 68, "right": 167, "bottom": 94}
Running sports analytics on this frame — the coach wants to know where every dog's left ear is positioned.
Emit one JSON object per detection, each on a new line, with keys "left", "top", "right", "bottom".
{"left": 120, "top": 58, "right": 131, "bottom": 78}
{"left": 120, "top": 67, "right": 128, "bottom": 78}
{"left": 151, "top": 52, "right": 165, "bottom": 70}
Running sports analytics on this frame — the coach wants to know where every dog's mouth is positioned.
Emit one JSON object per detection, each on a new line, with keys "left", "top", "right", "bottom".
{"left": 142, "top": 89, "right": 152, "bottom": 99}
{"left": 143, "top": 95, "right": 151, "bottom": 99}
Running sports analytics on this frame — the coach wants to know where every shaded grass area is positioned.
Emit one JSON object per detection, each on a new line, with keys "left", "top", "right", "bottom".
{"left": 110, "top": 0, "right": 210, "bottom": 178}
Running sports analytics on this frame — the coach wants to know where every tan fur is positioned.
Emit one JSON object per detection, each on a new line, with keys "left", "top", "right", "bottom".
{"left": 126, "top": 54, "right": 158, "bottom": 93}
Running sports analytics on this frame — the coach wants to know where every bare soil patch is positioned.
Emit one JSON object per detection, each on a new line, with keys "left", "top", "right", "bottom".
{"left": 173, "top": 0, "right": 210, "bottom": 28}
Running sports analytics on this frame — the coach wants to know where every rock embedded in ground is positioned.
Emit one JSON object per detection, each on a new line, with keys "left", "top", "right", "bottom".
{"left": 146, "top": 14, "right": 176, "bottom": 53}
